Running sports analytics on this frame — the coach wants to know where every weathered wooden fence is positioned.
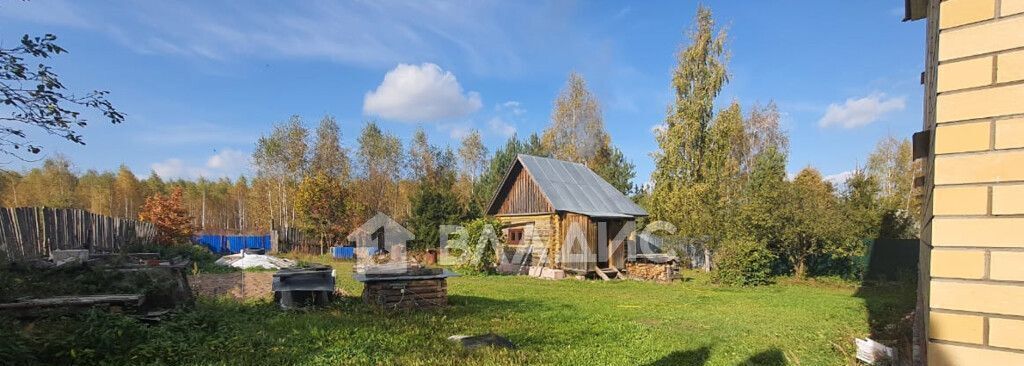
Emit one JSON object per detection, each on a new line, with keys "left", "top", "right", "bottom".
{"left": 0, "top": 207, "right": 156, "bottom": 261}
{"left": 275, "top": 227, "right": 333, "bottom": 255}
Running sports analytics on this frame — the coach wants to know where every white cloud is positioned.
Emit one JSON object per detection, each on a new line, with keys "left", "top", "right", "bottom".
{"left": 151, "top": 148, "right": 250, "bottom": 179}
{"left": 206, "top": 149, "right": 248, "bottom": 171}
{"left": 151, "top": 158, "right": 191, "bottom": 180}
{"left": 363, "top": 63, "right": 482, "bottom": 122}
{"left": 650, "top": 123, "right": 667, "bottom": 135}
{"left": 818, "top": 93, "right": 906, "bottom": 129}
{"left": 496, "top": 101, "right": 525, "bottom": 116}
{"left": 488, "top": 117, "right": 517, "bottom": 138}
{"left": 824, "top": 170, "right": 855, "bottom": 187}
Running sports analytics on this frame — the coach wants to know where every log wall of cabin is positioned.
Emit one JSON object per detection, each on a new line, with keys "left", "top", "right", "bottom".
{"left": 495, "top": 214, "right": 556, "bottom": 265}
{"left": 494, "top": 165, "right": 553, "bottom": 215}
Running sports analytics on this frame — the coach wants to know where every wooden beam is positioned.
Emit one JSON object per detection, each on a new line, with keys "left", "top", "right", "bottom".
{"left": 0, "top": 294, "right": 143, "bottom": 310}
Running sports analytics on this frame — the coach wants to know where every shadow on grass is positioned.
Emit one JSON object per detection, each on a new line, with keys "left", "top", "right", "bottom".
{"left": 644, "top": 346, "right": 711, "bottom": 366}
{"left": 737, "top": 348, "right": 786, "bottom": 366}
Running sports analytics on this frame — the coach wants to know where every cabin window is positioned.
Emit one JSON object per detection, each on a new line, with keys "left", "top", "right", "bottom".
{"left": 508, "top": 228, "right": 524, "bottom": 245}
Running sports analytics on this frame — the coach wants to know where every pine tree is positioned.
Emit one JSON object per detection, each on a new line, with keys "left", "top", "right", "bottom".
{"left": 409, "top": 146, "right": 463, "bottom": 251}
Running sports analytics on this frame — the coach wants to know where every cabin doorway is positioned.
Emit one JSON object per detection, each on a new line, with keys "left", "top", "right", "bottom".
{"left": 595, "top": 220, "right": 627, "bottom": 270}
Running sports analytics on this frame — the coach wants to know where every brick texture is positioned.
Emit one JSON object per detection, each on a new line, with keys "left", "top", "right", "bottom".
{"left": 992, "top": 184, "right": 1024, "bottom": 214}
{"left": 930, "top": 249, "right": 986, "bottom": 279}
{"left": 933, "top": 186, "right": 989, "bottom": 215}
{"left": 940, "top": 0, "right": 996, "bottom": 29}
{"left": 932, "top": 217, "right": 1024, "bottom": 247}
{"left": 934, "top": 121, "right": 991, "bottom": 154}
{"left": 931, "top": 281, "right": 1024, "bottom": 316}
{"left": 929, "top": 342, "right": 1024, "bottom": 366}
{"left": 938, "top": 56, "right": 993, "bottom": 92}
{"left": 997, "top": 50, "right": 1024, "bottom": 83}
{"left": 990, "top": 251, "right": 1024, "bottom": 281}
{"left": 1003, "top": 0, "right": 1024, "bottom": 16}
{"left": 936, "top": 83, "right": 1024, "bottom": 123}
{"left": 994, "top": 117, "right": 1024, "bottom": 149}
{"left": 939, "top": 16, "right": 1024, "bottom": 61}
{"left": 929, "top": 312, "right": 985, "bottom": 343}
{"left": 934, "top": 150, "right": 1024, "bottom": 185}
{"left": 988, "top": 317, "right": 1024, "bottom": 350}
{"left": 927, "top": 2, "right": 1024, "bottom": 364}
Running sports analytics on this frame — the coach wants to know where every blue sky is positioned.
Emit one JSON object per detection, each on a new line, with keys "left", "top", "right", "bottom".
{"left": 0, "top": 1, "right": 924, "bottom": 186}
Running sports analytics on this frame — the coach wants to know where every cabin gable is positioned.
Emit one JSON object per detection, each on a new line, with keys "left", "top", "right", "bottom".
{"left": 489, "top": 163, "right": 554, "bottom": 216}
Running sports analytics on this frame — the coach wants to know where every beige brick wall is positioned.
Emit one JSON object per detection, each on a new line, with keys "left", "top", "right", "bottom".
{"left": 924, "top": 0, "right": 1024, "bottom": 363}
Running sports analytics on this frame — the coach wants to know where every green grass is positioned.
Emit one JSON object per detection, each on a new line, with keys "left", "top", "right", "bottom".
{"left": 0, "top": 255, "right": 915, "bottom": 366}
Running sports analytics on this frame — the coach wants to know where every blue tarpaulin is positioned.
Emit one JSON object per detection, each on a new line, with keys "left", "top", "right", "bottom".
{"left": 195, "top": 234, "right": 272, "bottom": 254}
{"left": 332, "top": 246, "right": 354, "bottom": 259}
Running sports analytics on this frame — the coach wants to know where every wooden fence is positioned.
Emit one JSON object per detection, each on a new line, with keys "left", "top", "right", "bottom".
{"left": 274, "top": 227, "right": 324, "bottom": 255}
{"left": 0, "top": 207, "right": 156, "bottom": 261}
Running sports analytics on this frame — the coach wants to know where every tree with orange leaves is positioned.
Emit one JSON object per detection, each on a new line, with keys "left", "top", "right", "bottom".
{"left": 139, "top": 186, "right": 194, "bottom": 245}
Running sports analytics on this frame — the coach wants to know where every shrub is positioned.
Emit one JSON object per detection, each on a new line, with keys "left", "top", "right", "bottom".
{"left": 713, "top": 238, "right": 776, "bottom": 286}
{"left": 448, "top": 217, "right": 503, "bottom": 274}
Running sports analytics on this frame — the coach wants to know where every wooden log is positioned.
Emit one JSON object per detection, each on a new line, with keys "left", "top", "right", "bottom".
{"left": 0, "top": 294, "right": 144, "bottom": 310}
{"left": 367, "top": 290, "right": 447, "bottom": 299}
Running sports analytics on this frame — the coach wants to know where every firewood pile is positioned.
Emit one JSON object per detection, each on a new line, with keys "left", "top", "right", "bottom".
{"left": 625, "top": 262, "right": 677, "bottom": 282}
{"left": 362, "top": 278, "right": 448, "bottom": 310}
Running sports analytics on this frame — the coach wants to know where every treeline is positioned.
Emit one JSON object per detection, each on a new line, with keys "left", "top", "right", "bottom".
{"left": 643, "top": 7, "right": 919, "bottom": 283}
{"left": 0, "top": 6, "right": 920, "bottom": 281}
{"left": 0, "top": 72, "right": 636, "bottom": 252}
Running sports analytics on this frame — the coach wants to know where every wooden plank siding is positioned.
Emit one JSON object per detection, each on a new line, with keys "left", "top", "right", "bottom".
{"left": 492, "top": 164, "right": 553, "bottom": 215}
{"left": 558, "top": 212, "right": 596, "bottom": 273}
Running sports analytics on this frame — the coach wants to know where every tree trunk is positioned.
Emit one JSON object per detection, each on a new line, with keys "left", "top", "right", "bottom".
{"left": 794, "top": 258, "right": 808, "bottom": 278}
{"left": 702, "top": 247, "right": 712, "bottom": 272}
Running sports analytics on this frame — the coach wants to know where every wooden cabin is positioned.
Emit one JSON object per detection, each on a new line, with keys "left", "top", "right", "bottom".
{"left": 486, "top": 154, "right": 647, "bottom": 277}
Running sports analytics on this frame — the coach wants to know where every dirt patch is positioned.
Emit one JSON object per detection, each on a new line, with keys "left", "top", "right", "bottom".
{"left": 189, "top": 272, "right": 275, "bottom": 300}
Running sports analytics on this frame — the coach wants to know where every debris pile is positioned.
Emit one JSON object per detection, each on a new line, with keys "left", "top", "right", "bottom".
{"left": 0, "top": 252, "right": 194, "bottom": 320}
{"left": 214, "top": 252, "right": 296, "bottom": 270}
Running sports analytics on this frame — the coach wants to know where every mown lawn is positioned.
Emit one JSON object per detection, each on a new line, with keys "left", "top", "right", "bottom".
{"left": 0, "top": 256, "right": 914, "bottom": 366}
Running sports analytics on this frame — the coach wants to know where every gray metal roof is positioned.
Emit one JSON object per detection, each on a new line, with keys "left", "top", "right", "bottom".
{"left": 514, "top": 154, "right": 647, "bottom": 217}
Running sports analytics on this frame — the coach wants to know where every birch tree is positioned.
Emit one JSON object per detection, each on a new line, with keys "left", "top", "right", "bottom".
{"left": 649, "top": 6, "right": 730, "bottom": 268}
{"left": 309, "top": 115, "right": 350, "bottom": 180}
{"left": 355, "top": 122, "right": 404, "bottom": 219}
{"left": 542, "top": 72, "right": 607, "bottom": 163}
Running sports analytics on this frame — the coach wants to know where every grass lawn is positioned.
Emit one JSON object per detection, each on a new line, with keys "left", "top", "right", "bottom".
{"left": 0, "top": 255, "right": 914, "bottom": 366}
